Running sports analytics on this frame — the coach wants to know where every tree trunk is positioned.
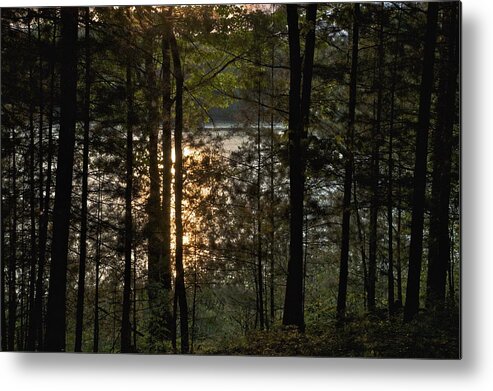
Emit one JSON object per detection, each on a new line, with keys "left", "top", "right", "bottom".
{"left": 396, "top": 153, "right": 403, "bottom": 307}
{"left": 121, "top": 61, "right": 134, "bottom": 353}
{"left": 144, "top": 27, "right": 167, "bottom": 351}
{"left": 269, "top": 36, "right": 276, "bottom": 326}
{"left": 256, "top": 44, "right": 264, "bottom": 330}
{"left": 44, "top": 7, "right": 78, "bottom": 351}
{"left": 191, "top": 235, "right": 198, "bottom": 353}
{"left": 426, "top": 2, "right": 459, "bottom": 309}
{"left": 1, "top": 210, "right": 6, "bottom": 351}
{"left": 368, "top": 6, "right": 385, "bottom": 314}
{"left": 161, "top": 25, "right": 173, "bottom": 338}
{"left": 132, "top": 242, "right": 138, "bottom": 349}
{"left": 33, "top": 20, "right": 57, "bottom": 350}
{"left": 283, "top": 4, "right": 303, "bottom": 329}
{"left": 283, "top": 3, "right": 316, "bottom": 331}
{"left": 7, "top": 127, "right": 18, "bottom": 351}
{"left": 93, "top": 176, "right": 102, "bottom": 353}
{"left": 353, "top": 180, "right": 368, "bottom": 309}
{"left": 26, "top": 17, "right": 38, "bottom": 351}
{"left": 387, "top": 8, "right": 402, "bottom": 316}
{"left": 336, "top": 3, "right": 360, "bottom": 322}
{"left": 75, "top": 8, "right": 91, "bottom": 352}
{"left": 403, "top": 2, "right": 439, "bottom": 322}
{"left": 23, "top": 15, "right": 38, "bottom": 351}
{"left": 170, "top": 31, "right": 189, "bottom": 354}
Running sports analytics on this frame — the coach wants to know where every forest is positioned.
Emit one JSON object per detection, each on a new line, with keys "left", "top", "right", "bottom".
{"left": 0, "top": 2, "right": 460, "bottom": 357}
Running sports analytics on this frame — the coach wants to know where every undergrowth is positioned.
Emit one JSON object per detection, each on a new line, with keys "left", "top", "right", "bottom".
{"left": 199, "top": 307, "right": 460, "bottom": 358}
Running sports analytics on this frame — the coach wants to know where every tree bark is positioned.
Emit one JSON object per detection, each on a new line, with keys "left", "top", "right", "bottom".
{"left": 44, "top": 7, "right": 78, "bottom": 351}
{"left": 269, "top": 36, "right": 276, "bottom": 326}
{"left": 33, "top": 19, "right": 57, "bottom": 350}
{"left": 426, "top": 2, "right": 459, "bottom": 309}
{"left": 93, "top": 176, "right": 102, "bottom": 353}
{"left": 75, "top": 8, "right": 91, "bottom": 352}
{"left": 403, "top": 2, "right": 439, "bottom": 322}
{"left": 25, "top": 15, "right": 39, "bottom": 351}
{"left": 368, "top": 5, "right": 385, "bottom": 314}
{"left": 144, "top": 26, "right": 167, "bottom": 351}
{"left": 336, "top": 3, "right": 360, "bottom": 322}
{"left": 161, "top": 23, "right": 173, "bottom": 338}
{"left": 387, "top": 7, "right": 402, "bottom": 316}
{"left": 26, "top": 17, "right": 38, "bottom": 351}
{"left": 283, "top": 4, "right": 303, "bottom": 329}
{"left": 121, "top": 61, "right": 134, "bottom": 353}
{"left": 1, "top": 210, "right": 6, "bottom": 351}
{"left": 8, "top": 127, "right": 18, "bottom": 351}
{"left": 282, "top": 3, "right": 317, "bottom": 331}
{"left": 256, "top": 42, "right": 264, "bottom": 330}
{"left": 170, "top": 31, "right": 189, "bottom": 353}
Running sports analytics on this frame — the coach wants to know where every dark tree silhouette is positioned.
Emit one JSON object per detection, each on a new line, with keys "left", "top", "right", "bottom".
{"left": 404, "top": 2, "right": 439, "bottom": 322}
{"left": 171, "top": 30, "right": 189, "bottom": 353}
{"left": 44, "top": 7, "right": 78, "bottom": 352}
{"left": 121, "top": 61, "right": 134, "bottom": 353}
{"left": 337, "top": 3, "right": 360, "bottom": 322}
{"left": 283, "top": 3, "right": 317, "bottom": 331}
{"left": 426, "top": 2, "right": 459, "bottom": 309}
{"left": 74, "top": 7, "right": 91, "bottom": 352}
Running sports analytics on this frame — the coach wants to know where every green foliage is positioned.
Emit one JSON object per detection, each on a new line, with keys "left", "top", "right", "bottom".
{"left": 204, "top": 308, "right": 459, "bottom": 358}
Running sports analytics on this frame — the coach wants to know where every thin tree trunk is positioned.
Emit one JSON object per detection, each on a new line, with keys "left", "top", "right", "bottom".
{"left": 161, "top": 26, "right": 173, "bottom": 338}
{"left": 33, "top": 20, "right": 57, "bottom": 350}
{"left": 121, "top": 61, "right": 134, "bottom": 353}
{"left": 170, "top": 31, "right": 189, "bottom": 354}
{"left": 269, "top": 36, "right": 276, "bottom": 326}
{"left": 132, "top": 242, "right": 138, "bottom": 350}
{"left": 8, "top": 127, "right": 18, "bottom": 351}
{"left": 336, "top": 3, "right": 360, "bottom": 322}
{"left": 396, "top": 154, "right": 403, "bottom": 306}
{"left": 75, "top": 8, "right": 91, "bottom": 352}
{"left": 1, "top": 209, "right": 6, "bottom": 351}
{"left": 448, "top": 225, "right": 455, "bottom": 300}
{"left": 93, "top": 175, "right": 102, "bottom": 353}
{"left": 368, "top": 6, "right": 385, "bottom": 314}
{"left": 256, "top": 45, "right": 264, "bottom": 330}
{"left": 353, "top": 180, "right": 368, "bottom": 309}
{"left": 171, "top": 285, "right": 178, "bottom": 352}
{"left": 387, "top": 8, "right": 402, "bottom": 316}
{"left": 45, "top": 7, "right": 78, "bottom": 351}
{"left": 404, "top": 2, "right": 439, "bottom": 322}
{"left": 191, "top": 234, "right": 198, "bottom": 353}
{"left": 27, "top": 17, "right": 38, "bottom": 351}
{"left": 426, "top": 2, "right": 459, "bottom": 309}
{"left": 19, "top": 214, "right": 26, "bottom": 349}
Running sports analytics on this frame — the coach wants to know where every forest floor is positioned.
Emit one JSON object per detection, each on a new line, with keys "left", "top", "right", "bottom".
{"left": 200, "top": 307, "right": 460, "bottom": 359}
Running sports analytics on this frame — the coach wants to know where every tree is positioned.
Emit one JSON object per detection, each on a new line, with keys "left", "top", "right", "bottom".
{"left": 160, "top": 10, "right": 174, "bottom": 342}
{"left": 367, "top": 4, "right": 385, "bottom": 314}
{"left": 404, "top": 2, "right": 439, "bottom": 322}
{"left": 170, "top": 29, "right": 190, "bottom": 354}
{"left": 426, "top": 2, "right": 459, "bottom": 309}
{"left": 30, "top": 12, "right": 57, "bottom": 351}
{"left": 282, "top": 3, "right": 317, "bottom": 331}
{"left": 336, "top": 3, "right": 360, "bottom": 322}
{"left": 121, "top": 59, "right": 134, "bottom": 353}
{"left": 74, "top": 7, "right": 91, "bottom": 352}
{"left": 44, "top": 7, "right": 78, "bottom": 351}
{"left": 142, "top": 16, "right": 168, "bottom": 351}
